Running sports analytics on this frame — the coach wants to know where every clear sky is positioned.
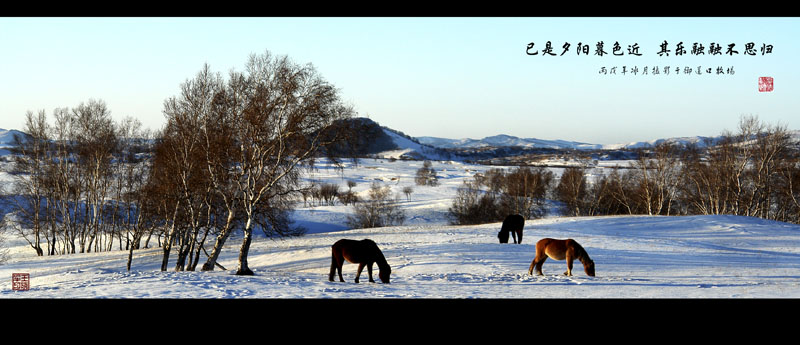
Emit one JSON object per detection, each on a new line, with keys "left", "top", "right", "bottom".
{"left": 1, "top": 17, "right": 797, "bottom": 145}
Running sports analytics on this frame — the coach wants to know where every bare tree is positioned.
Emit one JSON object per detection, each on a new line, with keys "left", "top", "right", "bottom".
{"left": 448, "top": 178, "right": 502, "bottom": 225}
{"left": 631, "top": 143, "right": 682, "bottom": 216}
{"left": 347, "top": 182, "right": 406, "bottom": 229}
{"left": 748, "top": 121, "right": 793, "bottom": 220}
{"left": 499, "top": 166, "right": 552, "bottom": 220}
{"left": 607, "top": 167, "right": 638, "bottom": 215}
{"left": 8, "top": 110, "right": 50, "bottom": 256}
{"left": 156, "top": 67, "right": 221, "bottom": 271}
{"left": 449, "top": 166, "right": 551, "bottom": 224}
{"left": 233, "top": 52, "right": 354, "bottom": 275}
{"left": 70, "top": 100, "right": 118, "bottom": 253}
{"left": 402, "top": 186, "right": 413, "bottom": 201}
{"left": 778, "top": 149, "right": 800, "bottom": 223}
{"left": 415, "top": 160, "right": 439, "bottom": 186}
{"left": 0, "top": 216, "right": 9, "bottom": 265}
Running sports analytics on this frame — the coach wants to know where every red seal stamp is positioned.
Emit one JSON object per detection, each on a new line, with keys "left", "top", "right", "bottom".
{"left": 758, "top": 76, "right": 773, "bottom": 92}
{"left": 12, "top": 273, "right": 30, "bottom": 291}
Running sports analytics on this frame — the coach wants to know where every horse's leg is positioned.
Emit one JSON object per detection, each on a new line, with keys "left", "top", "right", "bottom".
{"left": 355, "top": 263, "right": 365, "bottom": 283}
{"left": 367, "top": 262, "right": 375, "bottom": 283}
{"left": 511, "top": 231, "right": 518, "bottom": 244}
{"left": 517, "top": 230, "right": 522, "bottom": 244}
{"left": 535, "top": 256, "right": 546, "bottom": 275}
{"left": 337, "top": 261, "right": 345, "bottom": 282}
{"left": 330, "top": 251, "right": 345, "bottom": 282}
{"left": 565, "top": 255, "right": 573, "bottom": 276}
{"left": 528, "top": 255, "right": 546, "bottom": 275}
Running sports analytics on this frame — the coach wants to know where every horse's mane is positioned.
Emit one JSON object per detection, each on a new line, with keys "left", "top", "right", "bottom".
{"left": 364, "top": 239, "right": 390, "bottom": 270}
{"left": 571, "top": 240, "right": 591, "bottom": 263}
{"left": 374, "top": 245, "right": 390, "bottom": 270}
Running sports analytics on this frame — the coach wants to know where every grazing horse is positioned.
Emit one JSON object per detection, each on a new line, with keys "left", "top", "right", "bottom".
{"left": 528, "top": 238, "right": 595, "bottom": 277}
{"left": 329, "top": 239, "right": 391, "bottom": 283}
{"left": 498, "top": 214, "right": 525, "bottom": 244}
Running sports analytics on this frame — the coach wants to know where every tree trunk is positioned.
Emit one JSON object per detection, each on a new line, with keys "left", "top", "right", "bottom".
{"left": 160, "top": 233, "right": 174, "bottom": 272}
{"left": 236, "top": 218, "right": 254, "bottom": 275}
{"left": 160, "top": 223, "right": 177, "bottom": 271}
{"left": 201, "top": 210, "right": 234, "bottom": 271}
{"left": 126, "top": 231, "right": 142, "bottom": 271}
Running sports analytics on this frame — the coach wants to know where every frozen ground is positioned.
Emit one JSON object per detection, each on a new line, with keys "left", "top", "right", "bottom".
{"left": 1, "top": 158, "right": 799, "bottom": 298}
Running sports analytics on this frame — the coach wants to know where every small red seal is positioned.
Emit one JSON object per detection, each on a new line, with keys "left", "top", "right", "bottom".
{"left": 758, "top": 77, "right": 773, "bottom": 92}
{"left": 11, "top": 273, "right": 30, "bottom": 291}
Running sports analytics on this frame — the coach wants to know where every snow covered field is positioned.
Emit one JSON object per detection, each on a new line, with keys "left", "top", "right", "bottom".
{"left": 1, "top": 158, "right": 799, "bottom": 298}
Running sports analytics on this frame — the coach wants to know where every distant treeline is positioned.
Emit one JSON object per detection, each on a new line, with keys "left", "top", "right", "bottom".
{"left": 449, "top": 115, "right": 800, "bottom": 226}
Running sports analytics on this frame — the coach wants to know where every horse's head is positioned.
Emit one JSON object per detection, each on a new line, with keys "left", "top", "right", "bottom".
{"left": 379, "top": 266, "right": 391, "bottom": 284}
{"left": 584, "top": 259, "right": 595, "bottom": 277}
{"left": 497, "top": 231, "right": 509, "bottom": 243}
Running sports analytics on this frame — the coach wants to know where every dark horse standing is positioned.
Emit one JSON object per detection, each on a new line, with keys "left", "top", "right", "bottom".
{"left": 329, "top": 239, "right": 391, "bottom": 283}
{"left": 498, "top": 214, "right": 525, "bottom": 244}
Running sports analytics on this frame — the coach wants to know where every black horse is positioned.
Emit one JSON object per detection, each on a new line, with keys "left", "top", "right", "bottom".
{"left": 329, "top": 239, "right": 391, "bottom": 283}
{"left": 497, "top": 214, "right": 524, "bottom": 244}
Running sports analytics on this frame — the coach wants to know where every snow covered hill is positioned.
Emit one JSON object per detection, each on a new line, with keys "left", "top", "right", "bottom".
{"left": 375, "top": 127, "right": 452, "bottom": 161}
{"left": 0, "top": 128, "right": 26, "bottom": 156}
{"left": 2, "top": 158, "right": 799, "bottom": 298}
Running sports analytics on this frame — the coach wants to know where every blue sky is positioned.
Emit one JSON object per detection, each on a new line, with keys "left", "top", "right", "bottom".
{"left": 1, "top": 17, "right": 797, "bottom": 145}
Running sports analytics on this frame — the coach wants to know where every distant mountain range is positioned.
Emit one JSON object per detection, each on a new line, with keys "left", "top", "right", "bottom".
{"left": 415, "top": 134, "right": 730, "bottom": 151}
{"left": 422, "top": 130, "right": 800, "bottom": 150}
{"left": 417, "top": 134, "right": 604, "bottom": 150}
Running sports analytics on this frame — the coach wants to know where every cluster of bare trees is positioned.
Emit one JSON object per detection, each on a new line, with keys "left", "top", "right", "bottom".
{"left": 449, "top": 166, "right": 553, "bottom": 225}
{"left": 346, "top": 182, "right": 406, "bottom": 229}
{"left": 3, "top": 51, "right": 353, "bottom": 276}
{"left": 415, "top": 160, "right": 439, "bottom": 186}
{"left": 4, "top": 100, "right": 152, "bottom": 257}
{"left": 149, "top": 51, "right": 353, "bottom": 275}
{"left": 554, "top": 116, "right": 800, "bottom": 224}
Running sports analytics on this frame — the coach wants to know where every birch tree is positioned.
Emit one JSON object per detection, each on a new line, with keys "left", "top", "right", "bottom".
{"left": 159, "top": 51, "right": 353, "bottom": 275}
{"left": 9, "top": 111, "right": 50, "bottom": 256}
{"left": 228, "top": 51, "right": 354, "bottom": 275}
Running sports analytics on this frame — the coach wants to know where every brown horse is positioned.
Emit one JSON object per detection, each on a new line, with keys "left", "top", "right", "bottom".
{"left": 329, "top": 239, "right": 391, "bottom": 283}
{"left": 498, "top": 214, "right": 524, "bottom": 244}
{"left": 528, "top": 238, "right": 595, "bottom": 277}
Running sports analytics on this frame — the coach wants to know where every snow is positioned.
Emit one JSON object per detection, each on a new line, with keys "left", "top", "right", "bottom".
{"left": 2, "top": 157, "right": 799, "bottom": 299}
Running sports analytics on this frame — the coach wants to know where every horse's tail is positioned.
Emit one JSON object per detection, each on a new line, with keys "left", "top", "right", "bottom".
{"left": 329, "top": 243, "right": 339, "bottom": 281}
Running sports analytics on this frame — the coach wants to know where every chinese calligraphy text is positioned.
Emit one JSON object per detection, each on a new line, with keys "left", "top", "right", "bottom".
{"left": 527, "top": 41, "right": 773, "bottom": 57}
